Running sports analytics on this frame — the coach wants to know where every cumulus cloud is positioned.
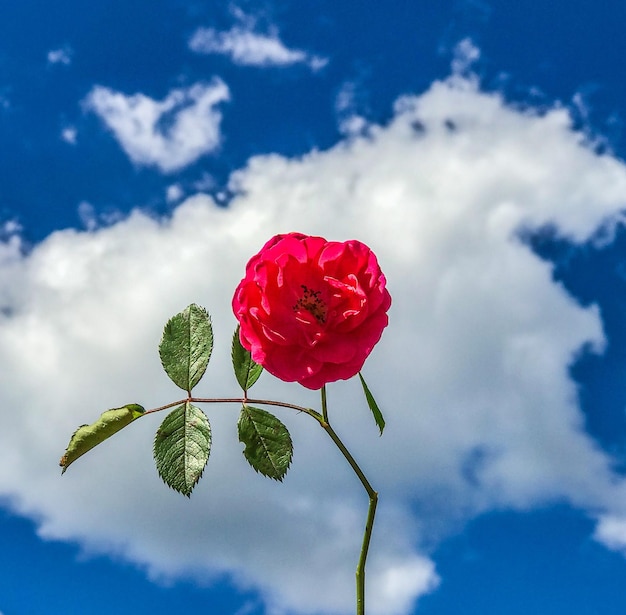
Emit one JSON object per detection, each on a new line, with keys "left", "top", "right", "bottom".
{"left": 1, "top": 220, "right": 22, "bottom": 237}
{"left": 450, "top": 37, "right": 481, "bottom": 76}
{"left": 189, "top": 24, "right": 327, "bottom": 70}
{"left": 61, "top": 126, "right": 77, "bottom": 145}
{"left": 335, "top": 80, "right": 370, "bottom": 136}
{"left": 84, "top": 80, "right": 230, "bottom": 173}
{"left": 165, "top": 183, "right": 185, "bottom": 203}
{"left": 594, "top": 516, "right": 626, "bottom": 554}
{"left": 47, "top": 46, "right": 72, "bottom": 65}
{"left": 3, "top": 75, "right": 626, "bottom": 614}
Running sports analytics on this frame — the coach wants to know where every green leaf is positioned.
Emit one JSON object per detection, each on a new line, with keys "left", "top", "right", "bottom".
{"left": 238, "top": 405, "right": 292, "bottom": 481}
{"left": 359, "top": 373, "right": 385, "bottom": 435}
{"left": 60, "top": 404, "right": 145, "bottom": 474}
{"left": 231, "top": 326, "right": 263, "bottom": 391}
{"left": 153, "top": 401, "right": 211, "bottom": 497}
{"left": 159, "top": 304, "right": 213, "bottom": 393}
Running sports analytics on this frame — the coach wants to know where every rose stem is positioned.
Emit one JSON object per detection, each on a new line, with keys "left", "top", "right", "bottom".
{"left": 142, "top": 390, "right": 378, "bottom": 614}
{"left": 320, "top": 385, "right": 378, "bottom": 615}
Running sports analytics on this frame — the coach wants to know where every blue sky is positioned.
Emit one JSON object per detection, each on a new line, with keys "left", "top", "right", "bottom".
{"left": 3, "top": 1, "right": 626, "bottom": 614}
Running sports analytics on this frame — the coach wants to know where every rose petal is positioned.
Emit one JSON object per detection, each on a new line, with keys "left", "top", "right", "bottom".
{"left": 232, "top": 233, "right": 391, "bottom": 389}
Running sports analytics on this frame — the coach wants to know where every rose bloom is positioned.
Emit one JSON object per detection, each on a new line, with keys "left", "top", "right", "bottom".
{"left": 232, "top": 232, "right": 391, "bottom": 390}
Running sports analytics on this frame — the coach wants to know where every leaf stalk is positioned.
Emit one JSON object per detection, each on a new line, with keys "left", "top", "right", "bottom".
{"left": 100, "top": 390, "right": 376, "bottom": 613}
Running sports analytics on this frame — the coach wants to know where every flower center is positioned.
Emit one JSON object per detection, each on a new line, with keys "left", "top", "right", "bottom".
{"left": 293, "top": 284, "right": 327, "bottom": 323}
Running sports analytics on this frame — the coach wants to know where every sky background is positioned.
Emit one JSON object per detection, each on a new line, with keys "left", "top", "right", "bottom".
{"left": 3, "top": 1, "right": 626, "bottom": 614}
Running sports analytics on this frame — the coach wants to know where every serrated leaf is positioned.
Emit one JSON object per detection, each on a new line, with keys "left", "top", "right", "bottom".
{"left": 232, "top": 326, "right": 263, "bottom": 391}
{"left": 153, "top": 401, "right": 211, "bottom": 497}
{"left": 60, "top": 404, "right": 145, "bottom": 474}
{"left": 238, "top": 405, "right": 292, "bottom": 481}
{"left": 159, "top": 304, "right": 213, "bottom": 392}
{"left": 359, "top": 373, "right": 385, "bottom": 435}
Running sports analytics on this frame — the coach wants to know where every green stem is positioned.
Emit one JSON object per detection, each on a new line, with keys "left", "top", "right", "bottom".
{"left": 142, "top": 396, "right": 324, "bottom": 422}
{"left": 143, "top": 389, "right": 377, "bottom": 614}
{"left": 320, "top": 386, "right": 378, "bottom": 615}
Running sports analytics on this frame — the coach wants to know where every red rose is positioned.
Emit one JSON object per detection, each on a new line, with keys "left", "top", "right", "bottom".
{"left": 232, "top": 233, "right": 391, "bottom": 390}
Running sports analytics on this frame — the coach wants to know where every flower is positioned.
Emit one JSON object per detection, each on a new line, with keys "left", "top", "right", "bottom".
{"left": 232, "top": 232, "right": 391, "bottom": 389}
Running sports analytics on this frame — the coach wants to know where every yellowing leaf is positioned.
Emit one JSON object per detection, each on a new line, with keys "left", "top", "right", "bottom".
{"left": 60, "top": 404, "right": 145, "bottom": 473}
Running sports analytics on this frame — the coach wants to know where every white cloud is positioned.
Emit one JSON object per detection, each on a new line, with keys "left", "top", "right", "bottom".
{"left": 84, "top": 81, "right": 230, "bottom": 173}
{"left": 451, "top": 38, "right": 480, "bottom": 76}
{"left": 1, "top": 220, "right": 22, "bottom": 237}
{"left": 335, "top": 80, "right": 371, "bottom": 136}
{"left": 165, "top": 183, "right": 184, "bottom": 203}
{"left": 193, "top": 172, "right": 216, "bottom": 192}
{"left": 47, "top": 47, "right": 72, "bottom": 66}
{"left": 189, "top": 25, "right": 327, "bottom": 70}
{"left": 3, "top": 75, "right": 626, "bottom": 614}
{"left": 594, "top": 516, "right": 626, "bottom": 554}
{"left": 77, "top": 201, "right": 97, "bottom": 231}
{"left": 61, "top": 126, "right": 77, "bottom": 145}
